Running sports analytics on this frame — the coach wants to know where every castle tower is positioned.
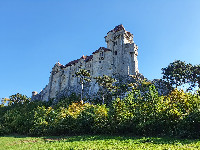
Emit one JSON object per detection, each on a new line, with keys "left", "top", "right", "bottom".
{"left": 105, "top": 25, "right": 139, "bottom": 76}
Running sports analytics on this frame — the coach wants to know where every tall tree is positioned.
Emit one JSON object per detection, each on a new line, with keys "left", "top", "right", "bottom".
{"left": 75, "top": 69, "right": 91, "bottom": 103}
{"left": 162, "top": 60, "right": 189, "bottom": 88}
{"left": 190, "top": 65, "right": 200, "bottom": 89}
{"left": 162, "top": 60, "right": 199, "bottom": 91}
{"left": 94, "top": 75, "right": 117, "bottom": 104}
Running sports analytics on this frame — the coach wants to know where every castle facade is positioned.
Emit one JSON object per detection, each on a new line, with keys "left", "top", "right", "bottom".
{"left": 32, "top": 25, "right": 139, "bottom": 101}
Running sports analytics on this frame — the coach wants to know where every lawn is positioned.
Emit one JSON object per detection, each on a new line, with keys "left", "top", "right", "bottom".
{"left": 0, "top": 135, "right": 200, "bottom": 150}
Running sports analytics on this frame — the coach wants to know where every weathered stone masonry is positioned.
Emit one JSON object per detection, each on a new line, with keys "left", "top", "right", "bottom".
{"left": 32, "top": 25, "right": 139, "bottom": 101}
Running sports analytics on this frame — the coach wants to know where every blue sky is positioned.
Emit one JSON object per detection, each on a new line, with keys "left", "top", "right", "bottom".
{"left": 0, "top": 0, "right": 200, "bottom": 98}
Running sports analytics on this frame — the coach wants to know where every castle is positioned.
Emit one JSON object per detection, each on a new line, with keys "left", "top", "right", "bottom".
{"left": 32, "top": 25, "right": 139, "bottom": 101}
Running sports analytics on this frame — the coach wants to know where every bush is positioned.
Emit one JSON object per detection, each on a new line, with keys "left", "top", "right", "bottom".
{"left": 0, "top": 89, "right": 200, "bottom": 138}
{"left": 29, "top": 106, "right": 57, "bottom": 136}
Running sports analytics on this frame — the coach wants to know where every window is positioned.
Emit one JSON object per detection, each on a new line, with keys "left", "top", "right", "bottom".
{"left": 100, "top": 52, "right": 104, "bottom": 57}
{"left": 113, "top": 41, "right": 117, "bottom": 46}
{"left": 99, "top": 61, "right": 101, "bottom": 63}
{"left": 115, "top": 51, "right": 117, "bottom": 55}
{"left": 72, "top": 75, "right": 74, "bottom": 77}
{"left": 130, "top": 52, "right": 133, "bottom": 57}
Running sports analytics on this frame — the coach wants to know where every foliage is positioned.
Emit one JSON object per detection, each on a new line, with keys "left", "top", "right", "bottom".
{"left": 162, "top": 60, "right": 200, "bottom": 91}
{"left": 190, "top": 64, "right": 200, "bottom": 89}
{"left": 94, "top": 75, "right": 117, "bottom": 104}
{"left": 8, "top": 93, "right": 30, "bottom": 106}
{"left": 75, "top": 69, "right": 91, "bottom": 102}
{"left": 0, "top": 80, "right": 200, "bottom": 138}
{"left": 29, "top": 106, "right": 57, "bottom": 136}
{"left": 55, "top": 93, "right": 80, "bottom": 108}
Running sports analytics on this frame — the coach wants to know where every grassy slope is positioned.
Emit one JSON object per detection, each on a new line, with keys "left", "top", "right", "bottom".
{"left": 0, "top": 135, "right": 200, "bottom": 150}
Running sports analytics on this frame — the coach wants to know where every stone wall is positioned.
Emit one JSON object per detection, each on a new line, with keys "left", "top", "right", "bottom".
{"left": 32, "top": 25, "right": 139, "bottom": 101}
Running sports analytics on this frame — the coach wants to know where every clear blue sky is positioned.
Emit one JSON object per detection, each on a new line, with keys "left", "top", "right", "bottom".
{"left": 0, "top": 0, "right": 200, "bottom": 98}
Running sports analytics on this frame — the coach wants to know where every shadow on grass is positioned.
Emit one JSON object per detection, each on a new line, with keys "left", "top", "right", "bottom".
{"left": 41, "top": 135, "right": 200, "bottom": 145}
{"left": 1, "top": 134, "right": 199, "bottom": 145}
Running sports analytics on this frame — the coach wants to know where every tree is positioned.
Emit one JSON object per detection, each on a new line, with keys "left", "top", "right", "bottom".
{"left": 94, "top": 75, "right": 117, "bottom": 104}
{"left": 161, "top": 60, "right": 191, "bottom": 88}
{"left": 75, "top": 69, "right": 91, "bottom": 103}
{"left": 162, "top": 60, "right": 200, "bottom": 92}
{"left": 190, "top": 65, "right": 200, "bottom": 89}
{"left": 8, "top": 93, "right": 30, "bottom": 106}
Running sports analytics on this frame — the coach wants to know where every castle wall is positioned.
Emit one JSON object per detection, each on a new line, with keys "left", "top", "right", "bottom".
{"left": 32, "top": 25, "right": 139, "bottom": 101}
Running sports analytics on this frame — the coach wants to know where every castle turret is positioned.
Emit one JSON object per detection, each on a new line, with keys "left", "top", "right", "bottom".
{"left": 105, "top": 24, "right": 139, "bottom": 76}
{"left": 32, "top": 91, "right": 38, "bottom": 97}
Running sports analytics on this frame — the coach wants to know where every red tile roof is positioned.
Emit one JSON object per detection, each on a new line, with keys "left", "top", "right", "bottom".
{"left": 65, "top": 58, "right": 80, "bottom": 67}
{"left": 92, "top": 47, "right": 111, "bottom": 54}
{"left": 65, "top": 54, "right": 94, "bottom": 67}
{"left": 85, "top": 55, "right": 93, "bottom": 62}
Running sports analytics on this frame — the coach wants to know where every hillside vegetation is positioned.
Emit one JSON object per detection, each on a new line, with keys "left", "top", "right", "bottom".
{"left": 0, "top": 60, "right": 199, "bottom": 138}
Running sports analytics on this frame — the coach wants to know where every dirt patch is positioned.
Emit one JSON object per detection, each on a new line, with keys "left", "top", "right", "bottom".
{"left": 20, "top": 140, "right": 38, "bottom": 143}
{"left": 43, "top": 138, "right": 64, "bottom": 142}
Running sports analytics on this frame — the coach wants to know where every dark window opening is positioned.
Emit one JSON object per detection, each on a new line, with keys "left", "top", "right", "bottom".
{"left": 130, "top": 52, "right": 133, "bottom": 57}
{"left": 99, "top": 61, "right": 101, "bottom": 63}
{"left": 115, "top": 51, "right": 117, "bottom": 55}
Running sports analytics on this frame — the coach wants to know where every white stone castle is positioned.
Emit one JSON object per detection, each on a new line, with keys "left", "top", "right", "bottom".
{"left": 32, "top": 25, "right": 139, "bottom": 101}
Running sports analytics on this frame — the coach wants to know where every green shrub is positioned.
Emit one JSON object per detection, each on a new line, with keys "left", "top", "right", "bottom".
{"left": 93, "top": 104, "right": 109, "bottom": 134}
{"left": 29, "top": 106, "right": 57, "bottom": 136}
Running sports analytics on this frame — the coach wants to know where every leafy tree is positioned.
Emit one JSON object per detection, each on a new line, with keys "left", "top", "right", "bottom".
{"left": 94, "top": 75, "right": 116, "bottom": 104}
{"left": 161, "top": 60, "right": 191, "bottom": 88}
{"left": 190, "top": 65, "right": 200, "bottom": 90}
{"left": 75, "top": 69, "right": 91, "bottom": 103}
{"left": 162, "top": 60, "right": 200, "bottom": 92}
{"left": 8, "top": 93, "right": 30, "bottom": 106}
{"left": 0, "top": 98, "right": 9, "bottom": 108}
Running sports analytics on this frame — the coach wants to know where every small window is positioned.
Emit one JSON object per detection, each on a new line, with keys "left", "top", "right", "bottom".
{"left": 99, "top": 61, "right": 101, "bottom": 63}
{"left": 72, "top": 75, "right": 74, "bottom": 77}
{"left": 115, "top": 51, "right": 117, "bottom": 55}
{"left": 130, "top": 52, "right": 133, "bottom": 57}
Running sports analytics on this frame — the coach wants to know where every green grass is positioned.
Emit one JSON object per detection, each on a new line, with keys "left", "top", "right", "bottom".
{"left": 0, "top": 135, "right": 200, "bottom": 150}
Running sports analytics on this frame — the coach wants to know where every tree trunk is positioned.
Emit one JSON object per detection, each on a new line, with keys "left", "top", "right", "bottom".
{"left": 81, "top": 81, "right": 84, "bottom": 104}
